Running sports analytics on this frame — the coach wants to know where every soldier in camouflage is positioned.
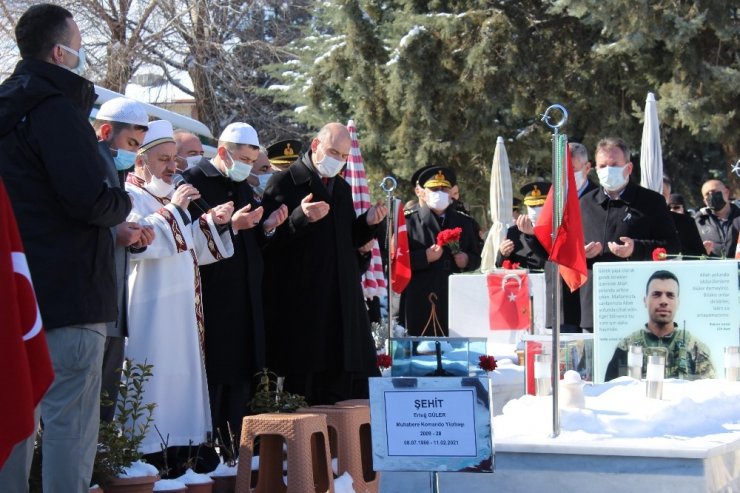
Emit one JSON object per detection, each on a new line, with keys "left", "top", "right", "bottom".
{"left": 605, "top": 270, "right": 715, "bottom": 381}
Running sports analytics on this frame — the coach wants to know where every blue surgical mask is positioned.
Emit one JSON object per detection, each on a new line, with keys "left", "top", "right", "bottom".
{"left": 252, "top": 173, "right": 272, "bottom": 196}
{"left": 58, "top": 44, "right": 86, "bottom": 76}
{"left": 113, "top": 148, "right": 137, "bottom": 171}
{"left": 226, "top": 151, "right": 253, "bottom": 182}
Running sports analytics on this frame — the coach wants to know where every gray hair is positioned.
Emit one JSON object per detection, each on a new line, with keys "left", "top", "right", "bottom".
{"left": 596, "top": 137, "right": 630, "bottom": 162}
{"left": 569, "top": 142, "right": 589, "bottom": 162}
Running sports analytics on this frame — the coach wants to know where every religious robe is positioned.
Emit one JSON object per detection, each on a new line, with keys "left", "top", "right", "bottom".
{"left": 124, "top": 174, "right": 234, "bottom": 454}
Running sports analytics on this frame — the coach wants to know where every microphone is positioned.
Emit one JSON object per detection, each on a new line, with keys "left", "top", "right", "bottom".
{"left": 172, "top": 174, "right": 211, "bottom": 214}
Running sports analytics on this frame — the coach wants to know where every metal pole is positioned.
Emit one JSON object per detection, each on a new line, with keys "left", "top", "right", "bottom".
{"left": 380, "top": 176, "right": 398, "bottom": 340}
{"left": 541, "top": 104, "right": 568, "bottom": 438}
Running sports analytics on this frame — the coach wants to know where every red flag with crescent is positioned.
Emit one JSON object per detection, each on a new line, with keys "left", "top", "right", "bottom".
{"left": 391, "top": 200, "right": 411, "bottom": 293}
{"left": 533, "top": 144, "right": 588, "bottom": 291}
{"left": 487, "top": 271, "right": 531, "bottom": 330}
{"left": 0, "top": 178, "right": 53, "bottom": 468}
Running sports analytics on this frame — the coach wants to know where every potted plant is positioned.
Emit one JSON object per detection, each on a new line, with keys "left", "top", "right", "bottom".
{"left": 93, "top": 358, "right": 159, "bottom": 493}
{"left": 248, "top": 369, "right": 307, "bottom": 414}
{"left": 209, "top": 425, "right": 238, "bottom": 493}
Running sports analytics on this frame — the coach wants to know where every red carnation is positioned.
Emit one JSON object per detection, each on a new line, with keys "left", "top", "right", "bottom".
{"left": 376, "top": 354, "right": 392, "bottom": 370}
{"left": 502, "top": 260, "right": 521, "bottom": 270}
{"left": 436, "top": 227, "right": 463, "bottom": 253}
{"left": 652, "top": 247, "right": 667, "bottom": 261}
{"left": 478, "top": 355, "right": 498, "bottom": 373}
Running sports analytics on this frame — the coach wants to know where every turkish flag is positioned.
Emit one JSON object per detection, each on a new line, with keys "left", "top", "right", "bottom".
{"left": 533, "top": 143, "right": 588, "bottom": 292}
{"left": 391, "top": 200, "right": 411, "bottom": 293}
{"left": 0, "top": 178, "right": 54, "bottom": 468}
{"left": 487, "top": 271, "right": 531, "bottom": 330}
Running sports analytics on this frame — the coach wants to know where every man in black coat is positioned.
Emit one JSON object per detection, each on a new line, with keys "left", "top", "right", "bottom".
{"left": 559, "top": 142, "right": 598, "bottom": 332}
{"left": 401, "top": 166, "right": 482, "bottom": 336}
{"left": 496, "top": 181, "right": 550, "bottom": 271}
{"left": 93, "top": 97, "right": 154, "bottom": 423}
{"left": 693, "top": 179, "right": 740, "bottom": 258}
{"left": 661, "top": 175, "right": 705, "bottom": 257}
{"left": 579, "top": 137, "right": 680, "bottom": 332}
{"left": 0, "top": 5, "right": 131, "bottom": 491}
{"left": 260, "top": 122, "right": 387, "bottom": 405}
{"left": 183, "top": 122, "right": 287, "bottom": 449}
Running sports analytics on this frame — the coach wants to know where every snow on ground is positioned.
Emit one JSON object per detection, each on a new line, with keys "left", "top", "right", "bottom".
{"left": 495, "top": 377, "right": 740, "bottom": 449}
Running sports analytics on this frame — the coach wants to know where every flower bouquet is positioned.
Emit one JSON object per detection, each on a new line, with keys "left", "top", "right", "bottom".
{"left": 437, "top": 227, "right": 463, "bottom": 254}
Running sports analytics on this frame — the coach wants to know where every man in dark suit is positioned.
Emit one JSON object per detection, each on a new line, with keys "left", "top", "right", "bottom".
{"left": 579, "top": 137, "right": 680, "bottom": 332}
{"left": 260, "top": 122, "right": 387, "bottom": 405}
{"left": 560, "top": 143, "right": 598, "bottom": 331}
{"left": 401, "top": 166, "right": 482, "bottom": 336}
{"left": 496, "top": 180, "right": 550, "bottom": 270}
{"left": 93, "top": 97, "right": 153, "bottom": 423}
{"left": 661, "top": 175, "right": 705, "bottom": 257}
{"left": 182, "top": 122, "right": 287, "bottom": 451}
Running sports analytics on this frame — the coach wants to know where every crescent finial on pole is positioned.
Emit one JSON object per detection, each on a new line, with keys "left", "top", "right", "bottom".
{"left": 381, "top": 176, "right": 397, "bottom": 194}
{"left": 541, "top": 104, "right": 569, "bottom": 134}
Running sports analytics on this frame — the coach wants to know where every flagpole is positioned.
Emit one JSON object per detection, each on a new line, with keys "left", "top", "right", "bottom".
{"left": 541, "top": 104, "right": 568, "bottom": 438}
{"left": 380, "top": 176, "right": 398, "bottom": 341}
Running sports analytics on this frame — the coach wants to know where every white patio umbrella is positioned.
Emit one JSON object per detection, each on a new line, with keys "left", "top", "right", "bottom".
{"left": 345, "top": 119, "right": 386, "bottom": 298}
{"left": 639, "top": 92, "right": 663, "bottom": 193}
{"left": 480, "top": 136, "right": 514, "bottom": 272}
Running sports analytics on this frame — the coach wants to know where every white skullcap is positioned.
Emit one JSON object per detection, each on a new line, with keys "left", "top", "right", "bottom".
{"left": 96, "top": 97, "right": 149, "bottom": 127}
{"left": 138, "top": 120, "right": 175, "bottom": 153}
{"left": 219, "top": 122, "right": 260, "bottom": 147}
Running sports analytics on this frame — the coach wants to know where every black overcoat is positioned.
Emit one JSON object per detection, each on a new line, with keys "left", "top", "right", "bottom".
{"left": 401, "top": 205, "right": 482, "bottom": 336}
{"left": 494, "top": 226, "right": 547, "bottom": 270}
{"left": 182, "top": 159, "right": 266, "bottom": 384}
{"left": 0, "top": 59, "right": 130, "bottom": 329}
{"left": 260, "top": 153, "right": 378, "bottom": 375}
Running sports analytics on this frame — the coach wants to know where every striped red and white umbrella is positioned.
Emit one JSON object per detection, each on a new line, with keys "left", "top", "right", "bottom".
{"left": 346, "top": 119, "right": 387, "bottom": 298}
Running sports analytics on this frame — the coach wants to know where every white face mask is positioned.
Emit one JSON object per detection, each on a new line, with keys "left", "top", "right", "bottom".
{"left": 226, "top": 151, "right": 253, "bottom": 182}
{"left": 314, "top": 145, "right": 345, "bottom": 178}
{"left": 184, "top": 155, "right": 201, "bottom": 169}
{"left": 527, "top": 206, "right": 542, "bottom": 224}
{"left": 57, "top": 44, "right": 86, "bottom": 76}
{"left": 143, "top": 162, "right": 174, "bottom": 198}
{"left": 574, "top": 170, "right": 586, "bottom": 190}
{"left": 597, "top": 165, "right": 628, "bottom": 192}
{"left": 426, "top": 190, "right": 450, "bottom": 211}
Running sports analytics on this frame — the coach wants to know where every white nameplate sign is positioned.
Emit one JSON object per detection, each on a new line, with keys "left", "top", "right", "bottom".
{"left": 369, "top": 377, "right": 493, "bottom": 472}
{"left": 384, "top": 389, "right": 477, "bottom": 456}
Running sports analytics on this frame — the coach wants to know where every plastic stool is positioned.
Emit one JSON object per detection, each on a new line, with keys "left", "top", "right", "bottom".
{"left": 334, "top": 399, "right": 369, "bottom": 407}
{"left": 236, "top": 413, "right": 334, "bottom": 493}
{"left": 298, "top": 404, "right": 379, "bottom": 493}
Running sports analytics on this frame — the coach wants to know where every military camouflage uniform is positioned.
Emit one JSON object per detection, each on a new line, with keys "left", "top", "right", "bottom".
{"left": 605, "top": 324, "right": 715, "bottom": 381}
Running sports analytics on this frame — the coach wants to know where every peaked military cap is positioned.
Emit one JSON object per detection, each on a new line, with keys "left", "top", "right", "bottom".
{"left": 267, "top": 139, "right": 302, "bottom": 168}
{"left": 520, "top": 181, "right": 551, "bottom": 207}
{"left": 418, "top": 166, "right": 455, "bottom": 189}
{"left": 410, "top": 165, "right": 433, "bottom": 187}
